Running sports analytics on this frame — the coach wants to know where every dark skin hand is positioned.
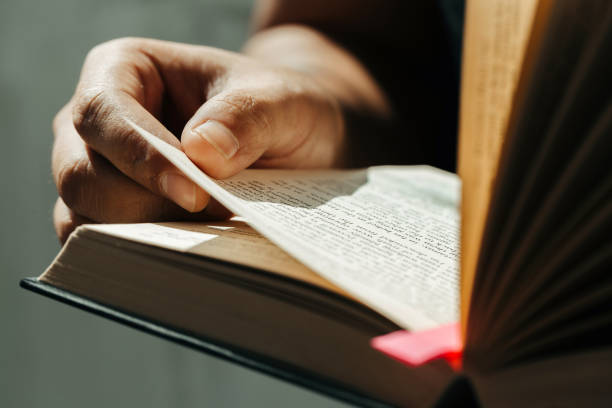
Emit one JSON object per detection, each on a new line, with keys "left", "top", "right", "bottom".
{"left": 52, "top": 0, "right": 440, "bottom": 243}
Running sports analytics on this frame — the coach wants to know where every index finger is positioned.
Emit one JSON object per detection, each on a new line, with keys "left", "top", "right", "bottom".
{"left": 71, "top": 38, "right": 209, "bottom": 212}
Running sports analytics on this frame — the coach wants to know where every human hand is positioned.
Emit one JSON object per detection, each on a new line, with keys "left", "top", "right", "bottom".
{"left": 52, "top": 37, "right": 345, "bottom": 242}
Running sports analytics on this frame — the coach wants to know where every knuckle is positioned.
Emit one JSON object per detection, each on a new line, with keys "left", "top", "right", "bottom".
{"left": 72, "top": 88, "right": 109, "bottom": 140}
{"left": 56, "top": 158, "right": 113, "bottom": 223}
{"left": 56, "top": 159, "right": 90, "bottom": 211}
{"left": 219, "top": 92, "right": 273, "bottom": 138}
{"left": 124, "top": 131, "right": 151, "bottom": 165}
{"left": 118, "top": 131, "right": 167, "bottom": 191}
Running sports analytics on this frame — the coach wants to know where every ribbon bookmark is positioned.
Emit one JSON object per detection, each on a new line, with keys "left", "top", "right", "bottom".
{"left": 371, "top": 322, "right": 462, "bottom": 369}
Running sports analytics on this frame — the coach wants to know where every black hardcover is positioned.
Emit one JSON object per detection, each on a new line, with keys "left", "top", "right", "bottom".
{"left": 20, "top": 278, "right": 395, "bottom": 408}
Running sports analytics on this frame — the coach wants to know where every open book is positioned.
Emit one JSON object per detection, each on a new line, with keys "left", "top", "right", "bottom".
{"left": 23, "top": 0, "right": 612, "bottom": 406}
{"left": 31, "top": 163, "right": 462, "bottom": 407}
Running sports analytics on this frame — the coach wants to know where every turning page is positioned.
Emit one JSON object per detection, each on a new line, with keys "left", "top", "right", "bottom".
{"left": 116, "top": 120, "right": 461, "bottom": 331}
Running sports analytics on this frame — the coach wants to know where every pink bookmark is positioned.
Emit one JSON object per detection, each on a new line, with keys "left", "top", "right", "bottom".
{"left": 371, "top": 323, "right": 462, "bottom": 369}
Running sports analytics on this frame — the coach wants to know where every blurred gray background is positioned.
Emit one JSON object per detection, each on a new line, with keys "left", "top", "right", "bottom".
{"left": 0, "top": 0, "right": 346, "bottom": 406}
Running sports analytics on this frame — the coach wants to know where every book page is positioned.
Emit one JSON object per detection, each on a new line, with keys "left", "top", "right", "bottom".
{"left": 88, "top": 219, "right": 350, "bottom": 296}
{"left": 464, "top": 0, "right": 612, "bottom": 358}
{"left": 457, "top": 0, "right": 538, "bottom": 333}
{"left": 117, "top": 120, "right": 461, "bottom": 331}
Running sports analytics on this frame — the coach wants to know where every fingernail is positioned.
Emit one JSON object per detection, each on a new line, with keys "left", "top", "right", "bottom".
{"left": 192, "top": 120, "right": 239, "bottom": 160}
{"left": 160, "top": 172, "right": 197, "bottom": 212}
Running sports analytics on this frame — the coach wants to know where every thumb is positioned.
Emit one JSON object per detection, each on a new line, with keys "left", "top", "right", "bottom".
{"left": 180, "top": 89, "right": 287, "bottom": 179}
{"left": 181, "top": 85, "right": 343, "bottom": 179}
